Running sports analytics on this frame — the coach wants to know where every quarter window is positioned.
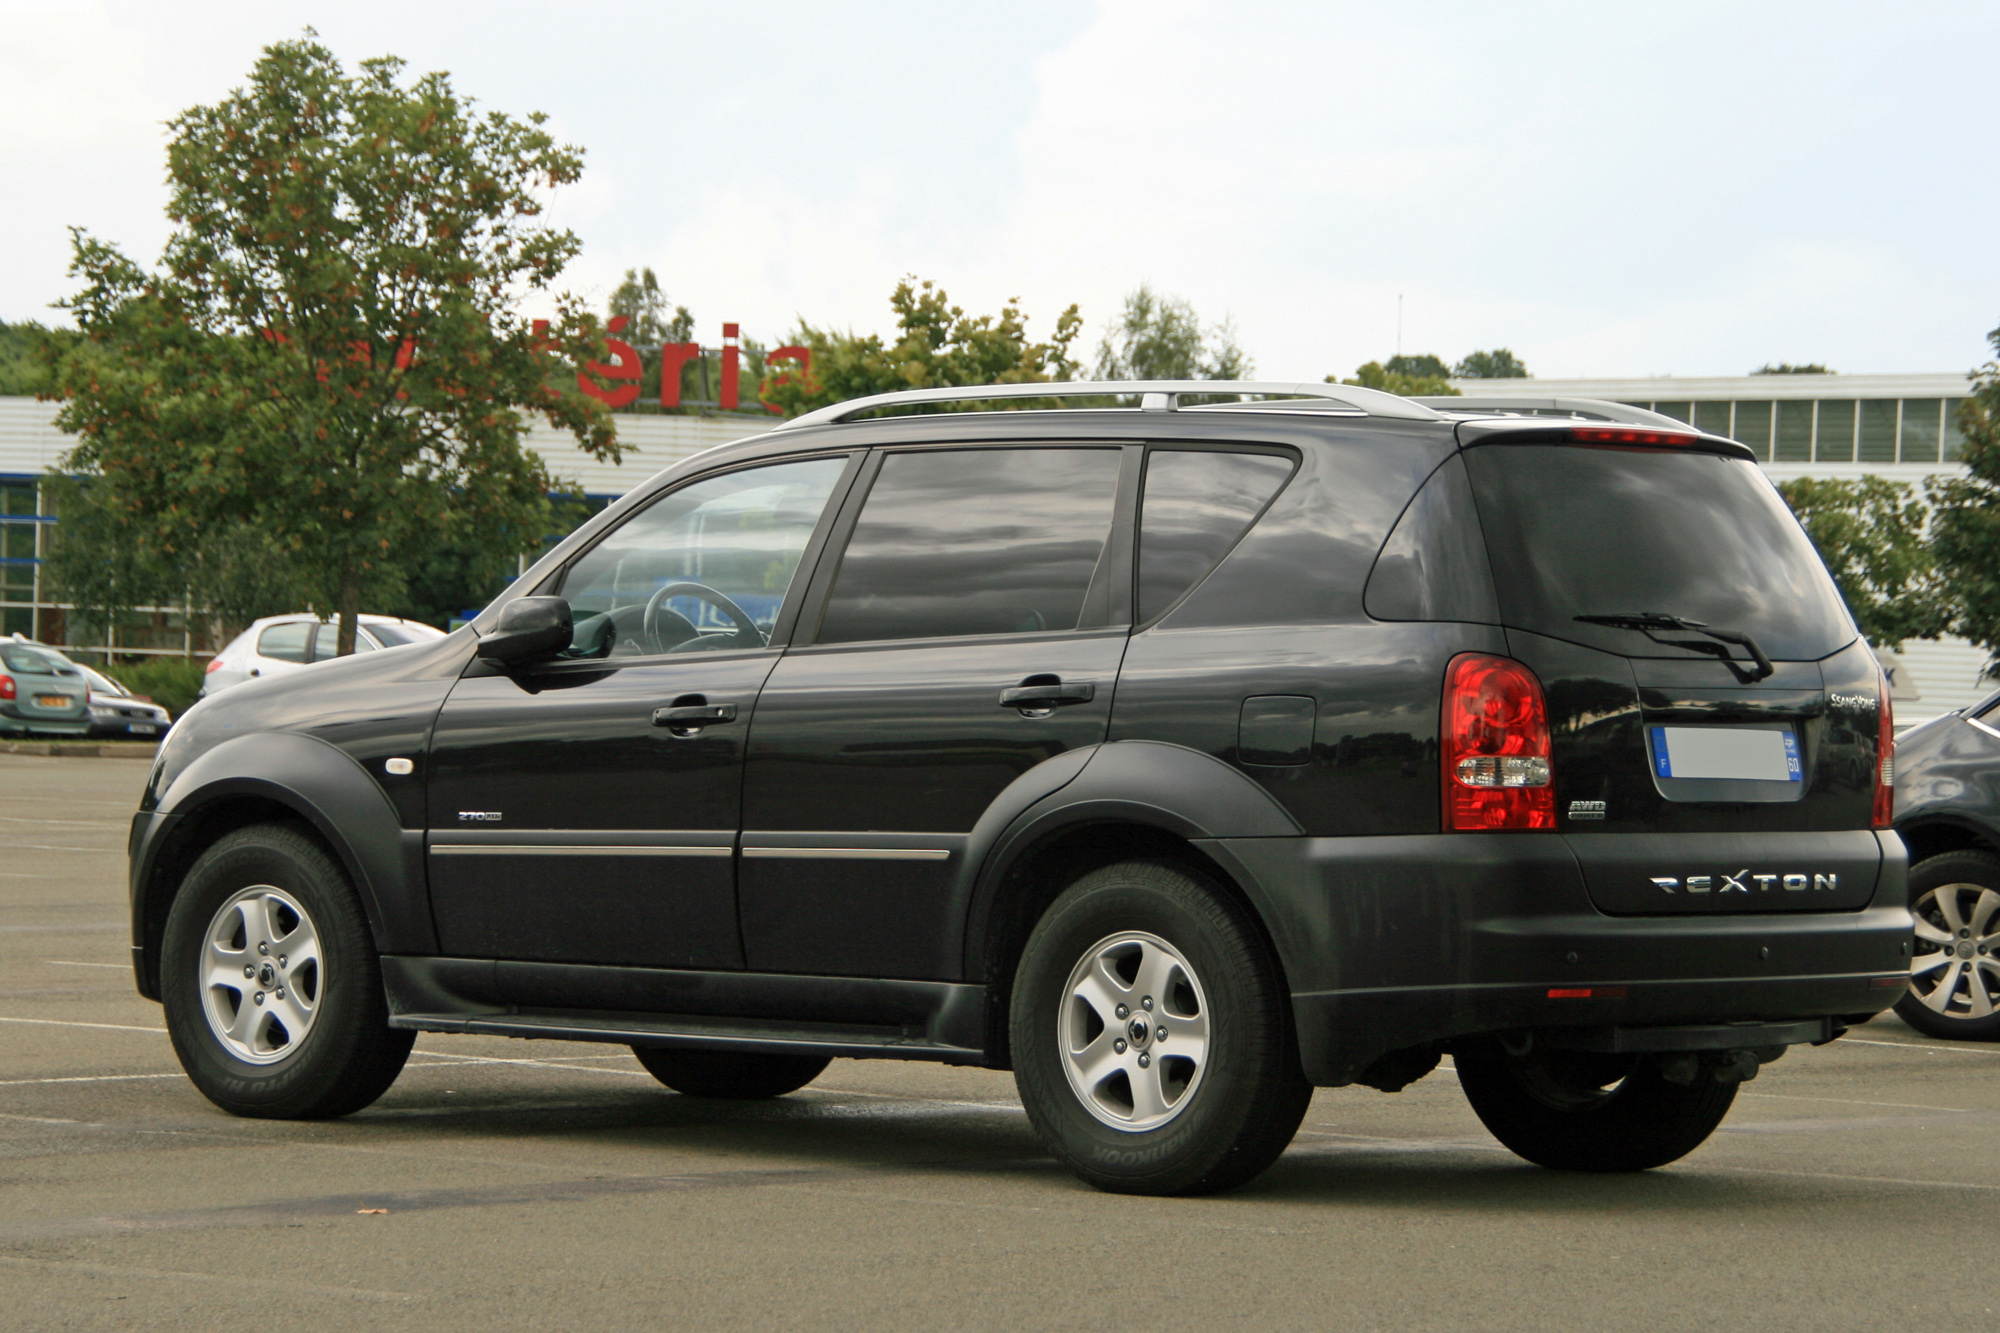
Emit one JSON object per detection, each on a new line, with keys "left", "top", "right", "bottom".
{"left": 1137, "top": 450, "right": 1294, "bottom": 623}
{"left": 256, "top": 622, "right": 310, "bottom": 664}
{"left": 815, "top": 448, "right": 1122, "bottom": 644}
{"left": 558, "top": 456, "right": 847, "bottom": 657}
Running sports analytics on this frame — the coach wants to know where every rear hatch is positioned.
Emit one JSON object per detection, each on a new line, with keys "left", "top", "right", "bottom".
{"left": 1460, "top": 423, "right": 1885, "bottom": 914}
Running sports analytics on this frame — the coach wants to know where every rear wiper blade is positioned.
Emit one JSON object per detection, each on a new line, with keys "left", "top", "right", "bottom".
{"left": 1574, "top": 612, "right": 1775, "bottom": 681}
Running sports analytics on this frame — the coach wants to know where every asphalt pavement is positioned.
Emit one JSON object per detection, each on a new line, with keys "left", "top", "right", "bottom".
{"left": 3, "top": 752, "right": 1996, "bottom": 1331}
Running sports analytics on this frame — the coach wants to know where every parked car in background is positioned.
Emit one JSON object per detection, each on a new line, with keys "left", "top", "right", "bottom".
{"left": 4, "top": 635, "right": 177, "bottom": 739}
{"left": 1892, "top": 687, "right": 2000, "bottom": 1039}
{"left": 0, "top": 640, "right": 91, "bottom": 737}
{"left": 200, "top": 614, "right": 447, "bottom": 697}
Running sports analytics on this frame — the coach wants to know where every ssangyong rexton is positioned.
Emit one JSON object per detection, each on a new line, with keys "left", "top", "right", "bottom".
{"left": 128, "top": 382, "right": 1911, "bottom": 1194}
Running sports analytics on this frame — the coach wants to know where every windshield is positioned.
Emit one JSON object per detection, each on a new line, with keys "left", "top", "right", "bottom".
{"left": 364, "top": 622, "right": 444, "bottom": 647}
{"left": 1464, "top": 444, "right": 1855, "bottom": 662}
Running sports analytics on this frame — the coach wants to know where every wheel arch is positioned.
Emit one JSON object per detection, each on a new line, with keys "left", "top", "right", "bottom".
{"left": 132, "top": 733, "right": 431, "bottom": 1000}
{"left": 1895, "top": 817, "right": 1999, "bottom": 870}
{"left": 956, "top": 740, "right": 1305, "bottom": 1067}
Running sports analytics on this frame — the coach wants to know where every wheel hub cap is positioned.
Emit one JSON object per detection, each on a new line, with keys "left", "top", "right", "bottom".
{"left": 199, "top": 886, "right": 323, "bottom": 1064}
{"left": 1059, "top": 931, "right": 1209, "bottom": 1132}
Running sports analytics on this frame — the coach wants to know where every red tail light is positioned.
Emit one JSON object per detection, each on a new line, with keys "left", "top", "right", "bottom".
{"left": 0, "top": 673, "right": 13, "bottom": 701}
{"left": 1442, "top": 653, "right": 1556, "bottom": 831}
{"left": 1873, "top": 663, "right": 1895, "bottom": 829}
{"left": 204, "top": 657, "right": 225, "bottom": 674}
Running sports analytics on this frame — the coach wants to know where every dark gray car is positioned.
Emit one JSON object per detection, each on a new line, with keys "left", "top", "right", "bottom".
{"left": 1893, "top": 688, "right": 2000, "bottom": 1038}
{"left": 0, "top": 642, "right": 90, "bottom": 737}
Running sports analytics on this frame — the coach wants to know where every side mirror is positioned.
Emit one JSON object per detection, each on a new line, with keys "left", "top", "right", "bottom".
{"left": 476, "top": 596, "right": 572, "bottom": 667}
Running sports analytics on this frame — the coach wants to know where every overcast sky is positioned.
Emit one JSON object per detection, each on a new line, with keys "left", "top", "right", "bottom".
{"left": 4, "top": 0, "right": 1997, "bottom": 380}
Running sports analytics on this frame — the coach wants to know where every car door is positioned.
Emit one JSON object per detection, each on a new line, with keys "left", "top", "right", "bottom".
{"left": 738, "top": 443, "right": 1139, "bottom": 979}
{"left": 426, "top": 453, "right": 856, "bottom": 971}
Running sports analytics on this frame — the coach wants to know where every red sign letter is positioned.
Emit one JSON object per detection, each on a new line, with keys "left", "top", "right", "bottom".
{"left": 579, "top": 315, "right": 642, "bottom": 409}
{"left": 762, "top": 345, "right": 813, "bottom": 414}
{"left": 657, "top": 343, "right": 701, "bottom": 408}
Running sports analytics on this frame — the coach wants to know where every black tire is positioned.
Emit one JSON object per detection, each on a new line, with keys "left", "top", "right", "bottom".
{"left": 1456, "top": 1048, "right": 1737, "bottom": 1171}
{"left": 1895, "top": 848, "right": 2000, "bottom": 1041}
{"left": 1010, "top": 859, "right": 1311, "bottom": 1196}
{"left": 631, "top": 1046, "right": 830, "bottom": 1098}
{"left": 160, "top": 823, "right": 413, "bottom": 1119}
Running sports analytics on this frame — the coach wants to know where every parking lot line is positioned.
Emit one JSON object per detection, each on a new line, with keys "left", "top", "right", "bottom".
{"left": 0, "top": 1015, "right": 167, "bottom": 1035}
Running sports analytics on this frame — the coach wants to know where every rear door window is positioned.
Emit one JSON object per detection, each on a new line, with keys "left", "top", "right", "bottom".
{"left": 1463, "top": 444, "right": 1854, "bottom": 661}
{"left": 1136, "top": 449, "right": 1294, "bottom": 624}
{"left": 814, "top": 448, "right": 1123, "bottom": 644}
{"left": 256, "top": 622, "right": 310, "bottom": 664}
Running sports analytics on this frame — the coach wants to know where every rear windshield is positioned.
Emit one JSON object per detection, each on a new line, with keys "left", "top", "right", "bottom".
{"left": 1464, "top": 444, "right": 1854, "bottom": 662}
{"left": 0, "top": 645, "right": 64, "bottom": 674}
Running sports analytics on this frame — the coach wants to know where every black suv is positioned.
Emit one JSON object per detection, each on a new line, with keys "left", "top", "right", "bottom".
{"left": 130, "top": 381, "right": 1910, "bottom": 1195}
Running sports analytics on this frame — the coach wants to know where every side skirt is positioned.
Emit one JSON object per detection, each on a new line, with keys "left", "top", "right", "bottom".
{"left": 381, "top": 956, "right": 989, "bottom": 1065}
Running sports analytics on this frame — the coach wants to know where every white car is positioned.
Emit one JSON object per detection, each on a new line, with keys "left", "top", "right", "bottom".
{"left": 200, "top": 614, "right": 447, "bottom": 697}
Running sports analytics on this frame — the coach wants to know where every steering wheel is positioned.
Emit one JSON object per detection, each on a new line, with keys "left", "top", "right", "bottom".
{"left": 641, "top": 581, "right": 765, "bottom": 653}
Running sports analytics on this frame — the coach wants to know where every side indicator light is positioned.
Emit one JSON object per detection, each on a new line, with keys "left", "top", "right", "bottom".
{"left": 1870, "top": 976, "right": 1906, "bottom": 989}
{"left": 1547, "top": 987, "right": 1628, "bottom": 999}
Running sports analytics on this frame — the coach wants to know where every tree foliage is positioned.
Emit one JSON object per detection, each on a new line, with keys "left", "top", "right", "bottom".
{"left": 45, "top": 34, "right": 614, "bottom": 653}
{"left": 759, "top": 277, "right": 1082, "bottom": 417}
{"left": 1754, "top": 362, "right": 1832, "bottom": 375}
{"left": 1336, "top": 354, "right": 1459, "bottom": 397}
{"left": 1454, "top": 347, "right": 1529, "bottom": 379}
{"left": 0, "top": 320, "right": 63, "bottom": 396}
{"left": 1091, "top": 285, "right": 1249, "bottom": 382}
{"left": 1930, "top": 324, "right": 2000, "bottom": 677}
{"left": 1774, "top": 476, "right": 1948, "bottom": 650}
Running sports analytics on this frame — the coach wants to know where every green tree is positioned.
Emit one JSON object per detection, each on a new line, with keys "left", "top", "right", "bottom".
{"left": 1773, "top": 476, "right": 1949, "bottom": 649}
{"left": 1930, "top": 325, "right": 2000, "bottom": 677}
{"left": 1091, "top": 284, "right": 1250, "bottom": 381}
{"left": 759, "top": 277, "right": 1082, "bottom": 417}
{"left": 1336, "top": 357, "right": 1459, "bottom": 397}
{"left": 606, "top": 266, "right": 702, "bottom": 407}
{"left": 1454, "top": 348, "right": 1529, "bottom": 378}
{"left": 0, "top": 321, "right": 58, "bottom": 395}
{"left": 45, "top": 35, "right": 615, "bottom": 655}
{"left": 1754, "top": 362, "right": 1832, "bottom": 375}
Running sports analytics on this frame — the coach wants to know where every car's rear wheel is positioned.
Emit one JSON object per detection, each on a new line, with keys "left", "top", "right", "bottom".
{"left": 1896, "top": 849, "right": 2000, "bottom": 1041}
{"left": 1010, "top": 860, "right": 1311, "bottom": 1196}
{"left": 161, "top": 824, "right": 413, "bottom": 1118}
{"left": 630, "top": 1047, "right": 830, "bottom": 1098}
{"left": 1456, "top": 1047, "right": 1737, "bottom": 1171}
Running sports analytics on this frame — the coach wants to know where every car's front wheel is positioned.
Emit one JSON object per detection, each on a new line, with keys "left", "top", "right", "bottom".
{"left": 1456, "top": 1047, "right": 1737, "bottom": 1171}
{"left": 1010, "top": 860, "right": 1311, "bottom": 1196}
{"left": 1896, "top": 849, "right": 2000, "bottom": 1040}
{"left": 161, "top": 824, "right": 413, "bottom": 1118}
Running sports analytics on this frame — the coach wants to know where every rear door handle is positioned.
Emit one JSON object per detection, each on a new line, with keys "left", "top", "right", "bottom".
{"left": 652, "top": 703, "right": 738, "bottom": 729}
{"left": 999, "top": 682, "right": 1095, "bottom": 709}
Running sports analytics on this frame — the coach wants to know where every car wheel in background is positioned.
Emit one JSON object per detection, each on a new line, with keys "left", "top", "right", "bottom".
{"left": 1456, "top": 1047, "right": 1738, "bottom": 1171}
{"left": 1010, "top": 859, "right": 1312, "bottom": 1196}
{"left": 1896, "top": 849, "right": 2000, "bottom": 1041}
{"left": 161, "top": 823, "right": 413, "bottom": 1118}
{"left": 630, "top": 1047, "right": 830, "bottom": 1098}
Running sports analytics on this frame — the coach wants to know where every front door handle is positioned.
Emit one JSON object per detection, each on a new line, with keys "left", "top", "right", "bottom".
{"left": 652, "top": 702, "right": 738, "bottom": 730}
{"left": 999, "top": 681, "right": 1095, "bottom": 710}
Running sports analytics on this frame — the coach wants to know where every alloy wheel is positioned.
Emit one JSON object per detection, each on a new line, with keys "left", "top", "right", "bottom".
{"left": 1909, "top": 882, "right": 2000, "bottom": 1020}
{"left": 200, "top": 885, "right": 323, "bottom": 1064}
{"left": 1060, "top": 931, "right": 1209, "bottom": 1131}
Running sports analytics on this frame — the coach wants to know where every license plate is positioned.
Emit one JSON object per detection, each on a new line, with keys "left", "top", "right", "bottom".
{"left": 1650, "top": 726, "right": 1801, "bottom": 782}
{"left": 131, "top": 723, "right": 159, "bottom": 734}
{"left": 34, "top": 695, "right": 70, "bottom": 709}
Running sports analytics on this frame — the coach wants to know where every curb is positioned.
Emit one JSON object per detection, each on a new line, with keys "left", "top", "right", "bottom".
{"left": 2, "top": 741, "right": 160, "bottom": 760}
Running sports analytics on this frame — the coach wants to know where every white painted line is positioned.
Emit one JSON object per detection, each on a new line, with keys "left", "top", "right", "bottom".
{"left": 1839, "top": 1036, "right": 2000, "bottom": 1057}
{"left": 43, "top": 960, "right": 128, "bottom": 970}
{"left": 0, "top": 1016, "right": 167, "bottom": 1035}
{"left": 0, "top": 1073, "right": 182, "bottom": 1088}
{"left": 1739, "top": 1091, "right": 1973, "bottom": 1113}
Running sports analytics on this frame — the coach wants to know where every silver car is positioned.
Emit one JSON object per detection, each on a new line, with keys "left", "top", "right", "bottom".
{"left": 77, "top": 664, "right": 174, "bottom": 739}
{"left": 0, "top": 641, "right": 90, "bottom": 737}
{"left": 200, "top": 614, "right": 447, "bottom": 697}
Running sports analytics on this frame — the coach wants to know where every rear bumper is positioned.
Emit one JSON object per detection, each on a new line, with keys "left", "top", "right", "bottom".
{"left": 1205, "top": 830, "right": 1910, "bottom": 1085}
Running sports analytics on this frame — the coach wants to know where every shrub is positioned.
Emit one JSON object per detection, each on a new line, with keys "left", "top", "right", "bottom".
{"left": 104, "top": 658, "right": 209, "bottom": 719}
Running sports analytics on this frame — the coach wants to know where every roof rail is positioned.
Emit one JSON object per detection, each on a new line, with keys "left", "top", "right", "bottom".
{"left": 1409, "top": 395, "right": 1693, "bottom": 430}
{"left": 774, "top": 380, "right": 1450, "bottom": 431}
